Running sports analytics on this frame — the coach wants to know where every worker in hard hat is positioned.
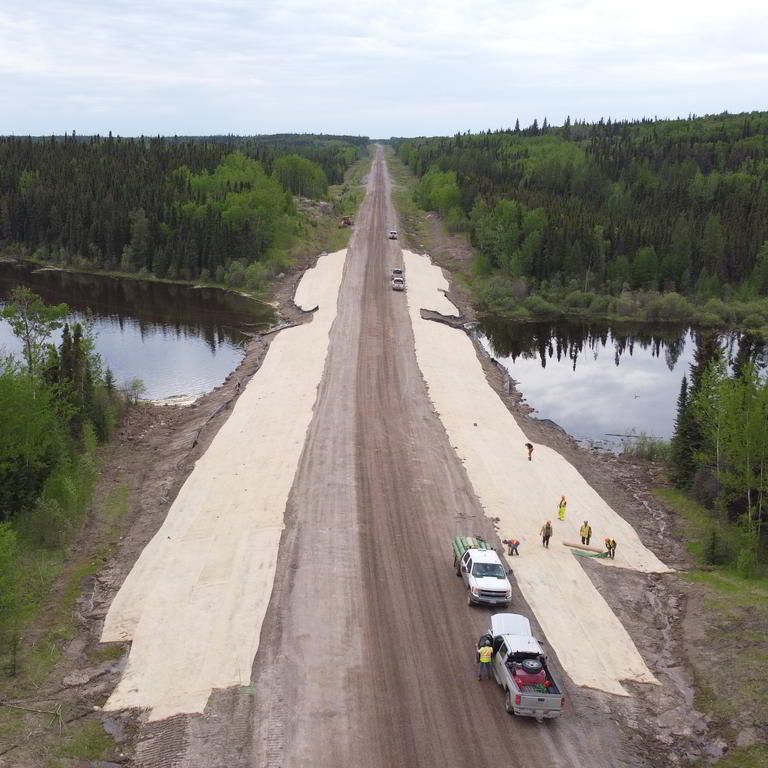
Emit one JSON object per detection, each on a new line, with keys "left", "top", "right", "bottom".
{"left": 580, "top": 521, "right": 592, "bottom": 545}
{"left": 477, "top": 640, "right": 494, "bottom": 680}
{"left": 604, "top": 537, "right": 617, "bottom": 559}
{"left": 557, "top": 495, "right": 567, "bottom": 521}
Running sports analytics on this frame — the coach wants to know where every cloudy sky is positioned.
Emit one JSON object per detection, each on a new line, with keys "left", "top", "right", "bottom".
{"left": 1, "top": 0, "right": 766, "bottom": 138}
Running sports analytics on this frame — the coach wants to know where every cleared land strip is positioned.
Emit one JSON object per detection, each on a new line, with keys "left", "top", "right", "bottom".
{"left": 100, "top": 249, "right": 347, "bottom": 721}
{"left": 403, "top": 248, "right": 671, "bottom": 696}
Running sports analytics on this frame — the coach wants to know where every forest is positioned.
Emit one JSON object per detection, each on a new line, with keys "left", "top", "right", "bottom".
{"left": 668, "top": 331, "right": 767, "bottom": 573}
{"left": 1, "top": 288, "right": 124, "bottom": 663}
{"left": 0, "top": 133, "right": 367, "bottom": 284}
{"left": 392, "top": 112, "right": 768, "bottom": 326}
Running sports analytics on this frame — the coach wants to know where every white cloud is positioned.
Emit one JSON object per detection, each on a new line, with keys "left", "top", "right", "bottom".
{"left": 0, "top": 0, "right": 766, "bottom": 135}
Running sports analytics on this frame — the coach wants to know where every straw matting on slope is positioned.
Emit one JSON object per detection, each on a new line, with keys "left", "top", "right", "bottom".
{"left": 101, "top": 250, "right": 347, "bottom": 720}
{"left": 403, "top": 249, "right": 670, "bottom": 696}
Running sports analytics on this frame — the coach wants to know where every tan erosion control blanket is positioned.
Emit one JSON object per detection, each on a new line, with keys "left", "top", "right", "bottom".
{"left": 403, "top": 250, "right": 672, "bottom": 696}
{"left": 101, "top": 250, "right": 347, "bottom": 721}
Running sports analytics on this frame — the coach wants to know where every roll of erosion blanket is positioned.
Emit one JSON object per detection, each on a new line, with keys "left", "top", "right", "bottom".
{"left": 563, "top": 541, "right": 605, "bottom": 554}
{"left": 571, "top": 550, "right": 609, "bottom": 558}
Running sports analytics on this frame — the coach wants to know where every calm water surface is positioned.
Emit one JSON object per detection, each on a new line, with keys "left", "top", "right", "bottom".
{"left": 478, "top": 319, "right": 764, "bottom": 446}
{"left": 0, "top": 261, "right": 274, "bottom": 400}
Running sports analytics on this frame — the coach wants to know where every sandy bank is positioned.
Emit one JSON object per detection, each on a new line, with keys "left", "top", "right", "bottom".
{"left": 101, "top": 249, "right": 347, "bottom": 721}
{"left": 403, "top": 249, "right": 670, "bottom": 696}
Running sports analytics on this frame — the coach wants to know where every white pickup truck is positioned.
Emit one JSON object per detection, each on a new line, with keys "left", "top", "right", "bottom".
{"left": 481, "top": 613, "right": 565, "bottom": 721}
{"left": 452, "top": 537, "right": 512, "bottom": 606}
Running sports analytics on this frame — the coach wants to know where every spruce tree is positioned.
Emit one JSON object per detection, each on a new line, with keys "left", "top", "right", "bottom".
{"left": 670, "top": 375, "right": 695, "bottom": 487}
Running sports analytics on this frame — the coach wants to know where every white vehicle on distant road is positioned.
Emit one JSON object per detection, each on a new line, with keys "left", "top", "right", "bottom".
{"left": 388, "top": 230, "right": 398, "bottom": 239}
{"left": 391, "top": 276, "right": 405, "bottom": 291}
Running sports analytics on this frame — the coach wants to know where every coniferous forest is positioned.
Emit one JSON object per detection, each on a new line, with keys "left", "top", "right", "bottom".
{"left": 393, "top": 112, "right": 768, "bottom": 318}
{"left": 0, "top": 133, "right": 367, "bottom": 282}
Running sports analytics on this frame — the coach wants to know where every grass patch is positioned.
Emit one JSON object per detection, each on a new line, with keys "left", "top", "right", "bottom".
{"left": 655, "top": 487, "right": 768, "bottom": 750}
{"left": 87, "top": 642, "right": 125, "bottom": 664}
{"left": 0, "top": 704, "right": 25, "bottom": 748}
{"left": 0, "top": 479, "right": 132, "bottom": 757}
{"left": 8, "top": 552, "right": 104, "bottom": 692}
{"left": 703, "top": 745, "right": 768, "bottom": 768}
{"left": 683, "top": 572, "right": 768, "bottom": 741}
{"left": 654, "top": 487, "right": 749, "bottom": 568}
{"left": 52, "top": 718, "right": 114, "bottom": 763}
{"left": 620, "top": 431, "right": 671, "bottom": 463}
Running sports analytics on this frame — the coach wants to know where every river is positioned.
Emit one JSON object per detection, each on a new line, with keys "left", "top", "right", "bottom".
{"left": 0, "top": 261, "right": 274, "bottom": 401}
{"left": 478, "top": 318, "right": 765, "bottom": 448}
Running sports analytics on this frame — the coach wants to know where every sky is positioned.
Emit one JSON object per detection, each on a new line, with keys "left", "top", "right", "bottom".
{"left": 1, "top": 0, "right": 767, "bottom": 138}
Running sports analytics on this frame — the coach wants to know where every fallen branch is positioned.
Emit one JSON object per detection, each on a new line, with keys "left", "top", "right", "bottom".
{"left": 0, "top": 701, "right": 57, "bottom": 715}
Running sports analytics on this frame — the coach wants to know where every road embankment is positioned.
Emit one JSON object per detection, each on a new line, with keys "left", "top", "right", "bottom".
{"left": 100, "top": 249, "right": 347, "bottom": 721}
{"left": 403, "top": 247, "right": 671, "bottom": 696}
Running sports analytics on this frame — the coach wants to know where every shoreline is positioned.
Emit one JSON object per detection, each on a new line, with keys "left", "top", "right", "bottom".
{"left": 0, "top": 253, "right": 276, "bottom": 308}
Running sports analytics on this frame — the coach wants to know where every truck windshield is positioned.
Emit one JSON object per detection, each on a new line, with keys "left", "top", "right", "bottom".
{"left": 472, "top": 563, "right": 505, "bottom": 578}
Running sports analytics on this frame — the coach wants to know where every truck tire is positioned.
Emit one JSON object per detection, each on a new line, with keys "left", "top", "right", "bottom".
{"left": 505, "top": 690, "right": 515, "bottom": 715}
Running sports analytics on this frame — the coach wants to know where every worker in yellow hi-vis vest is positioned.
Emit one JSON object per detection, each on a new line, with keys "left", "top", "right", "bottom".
{"left": 477, "top": 643, "right": 493, "bottom": 680}
{"left": 557, "top": 495, "right": 567, "bottom": 521}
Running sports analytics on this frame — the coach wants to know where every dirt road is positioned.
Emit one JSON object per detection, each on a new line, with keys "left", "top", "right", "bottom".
{"left": 128, "top": 148, "right": 639, "bottom": 768}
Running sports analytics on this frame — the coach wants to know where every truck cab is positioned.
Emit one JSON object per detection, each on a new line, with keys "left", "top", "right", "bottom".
{"left": 458, "top": 548, "right": 511, "bottom": 606}
{"left": 486, "top": 613, "right": 565, "bottom": 721}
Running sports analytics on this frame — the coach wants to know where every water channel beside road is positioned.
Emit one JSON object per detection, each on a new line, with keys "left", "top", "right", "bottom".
{"left": 477, "top": 317, "right": 765, "bottom": 448}
{"left": 0, "top": 261, "right": 275, "bottom": 400}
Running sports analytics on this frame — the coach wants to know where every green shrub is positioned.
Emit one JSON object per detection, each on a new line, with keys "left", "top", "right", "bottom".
{"left": 588, "top": 294, "right": 611, "bottom": 314}
{"left": 524, "top": 294, "right": 559, "bottom": 316}
{"left": 744, "top": 312, "right": 766, "bottom": 329}
{"left": 563, "top": 291, "right": 594, "bottom": 309}
{"left": 701, "top": 297, "right": 731, "bottom": 323}
{"left": 692, "top": 311, "right": 723, "bottom": 327}
{"left": 643, "top": 292, "right": 694, "bottom": 322}
{"left": 620, "top": 432, "right": 672, "bottom": 463}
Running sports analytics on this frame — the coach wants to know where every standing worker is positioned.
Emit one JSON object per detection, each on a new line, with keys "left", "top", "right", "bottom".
{"left": 477, "top": 641, "right": 494, "bottom": 680}
{"left": 525, "top": 442, "right": 534, "bottom": 461}
{"left": 541, "top": 521, "right": 553, "bottom": 548}
{"left": 580, "top": 520, "right": 592, "bottom": 545}
{"left": 604, "top": 537, "right": 617, "bottom": 559}
{"left": 557, "top": 495, "right": 567, "bottom": 521}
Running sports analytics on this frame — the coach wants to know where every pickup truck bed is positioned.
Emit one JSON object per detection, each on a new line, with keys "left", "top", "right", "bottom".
{"left": 483, "top": 613, "right": 565, "bottom": 721}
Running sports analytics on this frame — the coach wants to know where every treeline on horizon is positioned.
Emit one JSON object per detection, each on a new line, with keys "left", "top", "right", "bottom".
{"left": 0, "top": 133, "right": 368, "bottom": 284}
{"left": 392, "top": 112, "right": 768, "bottom": 309}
